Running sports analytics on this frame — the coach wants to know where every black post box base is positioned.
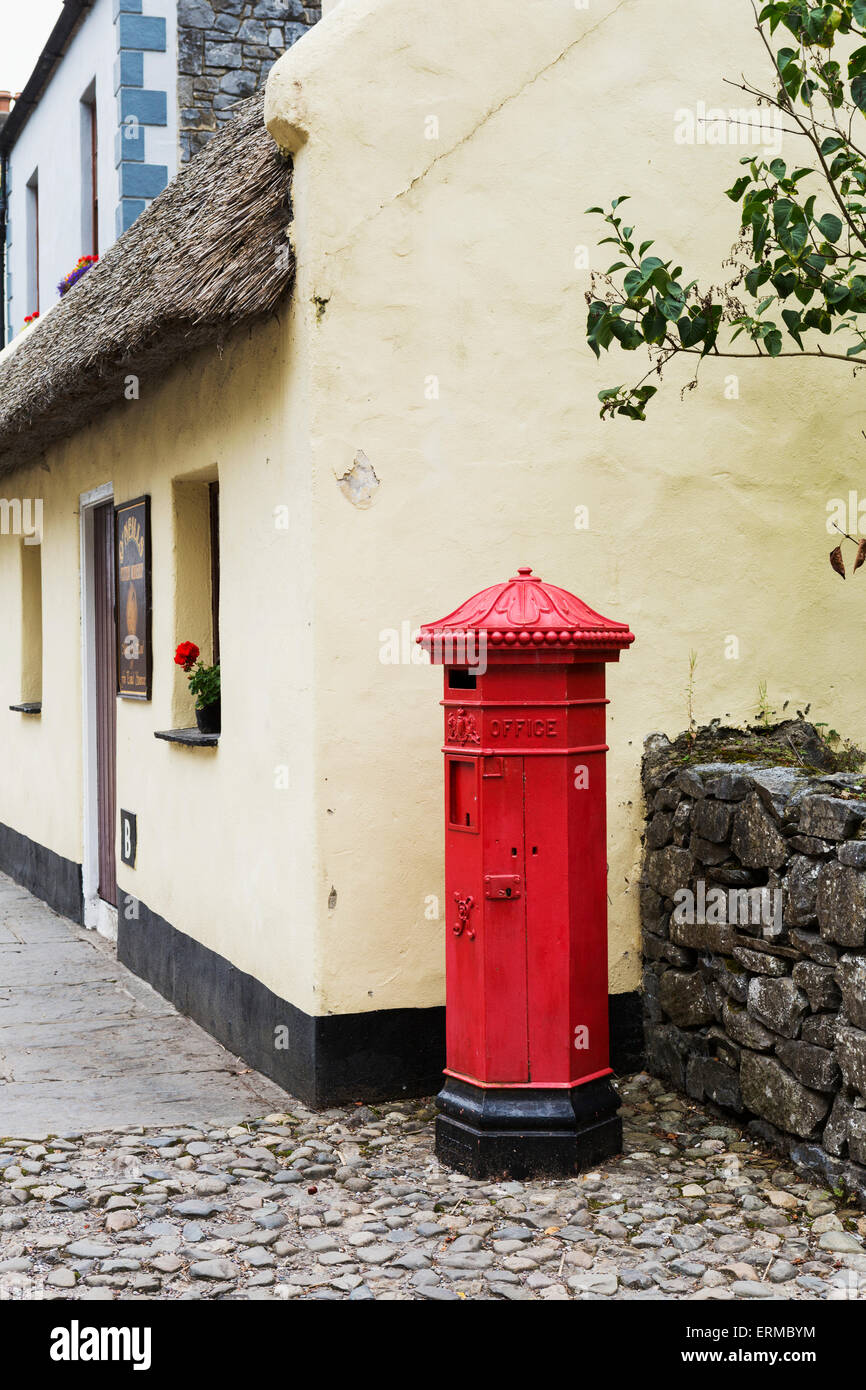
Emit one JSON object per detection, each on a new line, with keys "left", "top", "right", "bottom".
{"left": 435, "top": 1074, "right": 622, "bottom": 1180}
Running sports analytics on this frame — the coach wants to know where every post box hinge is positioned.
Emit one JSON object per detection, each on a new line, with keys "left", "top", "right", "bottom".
{"left": 484, "top": 874, "right": 522, "bottom": 901}
{"left": 452, "top": 893, "right": 475, "bottom": 938}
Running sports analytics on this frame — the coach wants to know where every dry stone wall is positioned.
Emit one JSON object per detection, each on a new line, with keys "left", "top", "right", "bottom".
{"left": 641, "top": 733, "right": 866, "bottom": 1203}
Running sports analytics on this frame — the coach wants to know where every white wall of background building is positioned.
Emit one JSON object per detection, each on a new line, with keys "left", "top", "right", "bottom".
{"left": 4, "top": 0, "right": 178, "bottom": 337}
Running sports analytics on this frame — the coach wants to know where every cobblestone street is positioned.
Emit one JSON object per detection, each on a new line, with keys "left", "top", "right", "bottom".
{"left": 2, "top": 875, "right": 866, "bottom": 1302}
{"left": 5, "top": 1077, "right": 866, "bottom": 1301}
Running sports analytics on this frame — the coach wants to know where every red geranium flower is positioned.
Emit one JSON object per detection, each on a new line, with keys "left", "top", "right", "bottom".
{"left": 174, "top": 641, "right": 200, "bottom": 672}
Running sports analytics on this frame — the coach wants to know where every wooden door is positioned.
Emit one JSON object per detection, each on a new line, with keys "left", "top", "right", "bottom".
{"left": 93, "top": 501, "right": 117, "bottom": 906}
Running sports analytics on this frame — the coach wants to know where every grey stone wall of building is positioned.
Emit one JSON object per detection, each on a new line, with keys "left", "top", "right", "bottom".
{"left": 178, "top": 0, "right": 321, "bottom": 162}
{"left": 640, "top": 733, "right": 866, "bottom": 1204}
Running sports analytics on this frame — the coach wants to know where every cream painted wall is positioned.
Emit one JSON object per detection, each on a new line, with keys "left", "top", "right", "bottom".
{"left": 265, "top": 0, "right": 866, "bottom": 1012}
{"left": 0, "top": 308, "right": 321, "bottom": 1012}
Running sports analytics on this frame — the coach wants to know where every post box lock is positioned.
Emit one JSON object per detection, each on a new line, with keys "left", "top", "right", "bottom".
{"left": 453, "top": 893, "right": 475, "bottom": 938}
{"left": 484, "top": 874, "right": 522, "bottom": 901}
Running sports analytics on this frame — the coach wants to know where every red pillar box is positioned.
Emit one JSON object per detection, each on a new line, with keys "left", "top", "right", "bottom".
{"left": 419, "top": 567, "right": 635, "bottom": 1179}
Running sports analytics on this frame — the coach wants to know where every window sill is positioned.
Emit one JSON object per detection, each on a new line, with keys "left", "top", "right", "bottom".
{"left": 10, "top": 702, "right": 42, "bottom": 715}
{"left": 154, "top": 727, "right": 219, "bottom": 748}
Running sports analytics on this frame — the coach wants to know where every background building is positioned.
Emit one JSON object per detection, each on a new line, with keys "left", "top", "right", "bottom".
{"left": 0, "top": 0, "right": 320, "bottom": 343}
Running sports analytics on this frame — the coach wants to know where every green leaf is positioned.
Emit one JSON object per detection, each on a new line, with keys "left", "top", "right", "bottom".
{"left": 764, "top": 328, "right": 783, "bottom": 357}
{"left": 771, "top": 269, "right": 797, "bottom": 298}
{"left": 825, "top": 282, "right": 851, "bottom": 305}
{"left": 677, "top": 313, "right": 708, "bottom": 349}
{"left": 641, "top": 305, "right": 667, "bottom": 345}
{"left": 726, "top": 175, "right": 751, "bottom": 202}
{"left": 847, "top": 341, "right": 866, "bottom": 356}
{"left": 657, "top": 281, "right": 686, "bottom": 319}
{"left": 781, "top": 308, "right": 804, "bottom": 347}
{"left": 752, "top": 213, "right": 770, "bottom": 259}
{"left": 610, "top": 317, "right": 644, "bottom": 350}
{"left": 803, "top": 252, "right": 827, "bottom": 275}
{"left": 746, "top": 262, "right": 772, "bottom": 296}
{"left": 817, "top": 212, "right": 843, "bottom": 243}
{"left": 852, "top": 75, "right": 866, "bottom": 112}
{"left": 586, "top": 302, "right": 614, "bottom": 357}
{"left": 804, "top": 306, "right": 833, "bottom": 333}
{"left": 622, "top": 268, "right": 648, "bottom": 298}
{"left": 855, "top": 1, "right": 866, "bottom": 29}
{"left": 773, "top": 198, "right": 808, "bottom": 257}
{"left": 829, "top": 152, "right": 855, "bottom": 180}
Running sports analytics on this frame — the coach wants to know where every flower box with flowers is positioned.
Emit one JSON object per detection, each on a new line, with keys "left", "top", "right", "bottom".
{"left": 58, "top": 255, "right": 98, "bottom": 297}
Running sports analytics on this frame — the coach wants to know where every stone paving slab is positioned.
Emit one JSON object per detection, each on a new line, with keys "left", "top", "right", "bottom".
{"left": 3, "top": 1017, "right": 225, "bottom": 1084}
{"left": 0, "top": 871, "right": 291, "bottom": 1136}
{"left": 0, "top": 980, "right": 169, "bottom": 1027}
{"left": 0, "top": 942, "right": 120, "bottom": 988}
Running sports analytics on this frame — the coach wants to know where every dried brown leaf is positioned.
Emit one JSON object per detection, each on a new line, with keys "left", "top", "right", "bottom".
{"left": 831, "top": 545, "right": 846, "bottom": 579}
{"left": 854, "top": 540, "right": 866, "bottom": 575}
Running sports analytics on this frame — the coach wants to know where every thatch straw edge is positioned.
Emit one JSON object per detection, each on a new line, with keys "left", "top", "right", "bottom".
{"left": 0, "top": 91, "right": 294, "bottom": 476}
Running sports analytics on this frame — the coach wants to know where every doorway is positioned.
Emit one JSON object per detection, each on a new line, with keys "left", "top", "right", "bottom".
{"left": 80, "top": 485, "right": 117, "bottom": 937}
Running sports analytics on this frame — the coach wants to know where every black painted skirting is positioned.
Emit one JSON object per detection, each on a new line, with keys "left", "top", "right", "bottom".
{"left": 609, "top": 989, "right": 645, "bottom": 1075}
{"left": 0, "top": 821, "right": 83, "bottom": 923}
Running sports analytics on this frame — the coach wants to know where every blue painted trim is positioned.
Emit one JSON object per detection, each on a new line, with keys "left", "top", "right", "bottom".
{"left": 115, "top": 125, "right": 145, "bottom": 165}
{"left": 113, "top": 3, "right": 170, "bottom": 242}
{"left": 114, "top": 51, "right": 144, "bottom": 92}
{"left": 118, "top": 15, "right": 166, "bottom": 51}
{"left": 119, "top": 89, "right": 167, "bottom": 126}
{"left": 119, "top": 162, "right": 167, "bottom": 199}
{"left": 115, "top": 199, "right": 146, "bottom": 237}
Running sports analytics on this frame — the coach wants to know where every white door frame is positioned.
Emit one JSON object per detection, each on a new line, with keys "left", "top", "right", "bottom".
{"left": 80, "top": 482, "right": 118, "bottom": 940}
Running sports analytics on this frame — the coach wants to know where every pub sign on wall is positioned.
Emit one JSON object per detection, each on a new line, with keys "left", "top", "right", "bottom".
{"left": 115, "top": 496, "right": 152, "bottom": 700}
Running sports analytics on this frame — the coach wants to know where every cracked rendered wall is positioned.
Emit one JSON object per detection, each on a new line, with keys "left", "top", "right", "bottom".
{"left": 263, "top": 0, "right": 866, "bottom": 1019}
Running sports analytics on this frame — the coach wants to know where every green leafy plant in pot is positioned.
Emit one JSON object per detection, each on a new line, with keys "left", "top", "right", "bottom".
{"left": 175, "top": 641, "right": 220, "bottom": 735}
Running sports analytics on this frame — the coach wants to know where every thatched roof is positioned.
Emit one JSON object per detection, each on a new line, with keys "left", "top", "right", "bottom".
{"left": 0, "top": 91, "right": 294, "bottom": 476}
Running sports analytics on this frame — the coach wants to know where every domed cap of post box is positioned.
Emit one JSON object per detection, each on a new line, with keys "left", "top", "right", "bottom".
{"left": 418, "top": 566, "right": 634, "bottom": 660}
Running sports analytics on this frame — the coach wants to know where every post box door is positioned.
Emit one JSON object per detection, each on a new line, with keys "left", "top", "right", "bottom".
{"left": 481, "top": 756, "right": 529, "bottom": 1083}
{"left": 445, "top": 755, "right": 530, "bottom": 1084}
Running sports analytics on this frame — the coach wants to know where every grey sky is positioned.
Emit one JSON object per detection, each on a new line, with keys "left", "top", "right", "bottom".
{"left": 0, "top": 1, "right": 64, "bottom": 96}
